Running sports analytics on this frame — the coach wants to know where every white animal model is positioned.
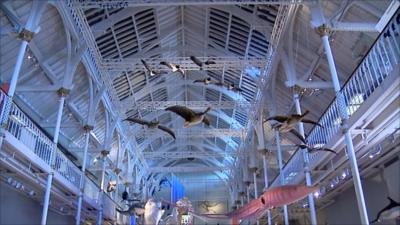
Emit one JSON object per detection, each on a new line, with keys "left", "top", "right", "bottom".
{"left": 144, "top": 198, "right": 165, "bottom": 225}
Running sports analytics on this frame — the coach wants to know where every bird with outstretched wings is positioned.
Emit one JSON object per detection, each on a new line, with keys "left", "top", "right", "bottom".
{"left": 190, "top": 56, "right": 216, "bottom": 70}
{"left": 165, "top": 105, "right": 211, "bottom": 127}
{"left": 124, "top": 118, "right": 176, "bottom": 139}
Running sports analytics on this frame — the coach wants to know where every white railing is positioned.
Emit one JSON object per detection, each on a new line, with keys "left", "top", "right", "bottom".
{"left": 1, "top": 91, "right": 120, "bottom": 218}
{"left": 272, "top": 11, "right": 400, "bottom": 187}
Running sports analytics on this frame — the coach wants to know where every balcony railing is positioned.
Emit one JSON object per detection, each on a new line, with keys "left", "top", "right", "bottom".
{"left": 0, "top": 89, "right": 121, "bottom": 219}
{"left": 271, "top": 11, "right": 399, "bottom": 187}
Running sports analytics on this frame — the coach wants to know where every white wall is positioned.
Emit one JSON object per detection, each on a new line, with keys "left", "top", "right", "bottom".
{"left": 318, "top": 160, "right": 400, "bottom": 225}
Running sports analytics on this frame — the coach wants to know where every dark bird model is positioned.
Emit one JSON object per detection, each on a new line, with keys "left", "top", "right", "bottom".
{"left": 370, "top": 197, "right": 400, "bottom": 223}
{"left": 190, "top": 56, "right": 215, "bottom": 70}
{"left": 265, "top": 110, "right": 323, "bottom": 143}
{"left": 166, "top": 105, "right": 211, "bottom": 127}
{"left": 124, "top": 118, "right": 176, "bottom": 139}
{"left": 296, "top": 144, "right": 337, "bottom": 155}
{"left": 193, "top": 77, "right": 242, "bottom": 93}
{"left": 141, "top": 59, "right": 160, "bottom": 77}
{"left": 160, "top": 61, "right": 185, "bottom": 77}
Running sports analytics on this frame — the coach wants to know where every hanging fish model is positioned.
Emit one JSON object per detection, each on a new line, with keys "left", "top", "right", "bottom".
{"left": 370, "top": 197, "right": 400, "bottom": 223}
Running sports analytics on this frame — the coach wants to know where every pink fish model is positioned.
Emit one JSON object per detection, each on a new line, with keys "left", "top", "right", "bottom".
{"left": 192, "top": 185, "right": 318, "bottom": 225}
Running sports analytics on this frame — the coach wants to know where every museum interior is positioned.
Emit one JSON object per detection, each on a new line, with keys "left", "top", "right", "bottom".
{"left": 0, "top": 0, "right": 399, "bottom": 225}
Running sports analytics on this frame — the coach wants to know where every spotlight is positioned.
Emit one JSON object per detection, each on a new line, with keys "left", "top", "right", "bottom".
{"left": 28, "top": 190, "right": 36, "bottom": 196}
{"left": 7, "top": 177, "right": 13, "bottom": 184}
{"left": 313, "top": 191, "right": 320, "bottom": 198}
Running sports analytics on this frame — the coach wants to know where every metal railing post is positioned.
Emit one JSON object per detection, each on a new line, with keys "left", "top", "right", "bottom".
{"left": 97, "top": 150, "right": 109, "bottom": 225}
{"left": 293, "top": 92, "right": 318, "bottom": 225}
{"left": 75, "top": 125, "right": 93, "bottom": 225}
{"left": 41, "top": 88, "right": 69, "bottom": 225}
{"left": 275, "top": 130, "right": 289, "bottom": 225}
{"left": 317, "top": 24, "right": 369, "bottom": 225}
{"left": 261, "top": 149, "right": 272, "bottom": 225}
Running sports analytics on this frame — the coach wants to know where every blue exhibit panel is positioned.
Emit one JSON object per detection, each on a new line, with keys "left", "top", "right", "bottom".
{"left": 171, "top": 175, "right": 185, "bottom": 203}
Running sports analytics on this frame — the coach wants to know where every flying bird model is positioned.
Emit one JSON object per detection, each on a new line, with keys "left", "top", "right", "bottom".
{"left": 193, "top": 77, "right": 242, "bottom": 93}
{"left": 165, "top": 105, "right": 211, "bottom": 127}
{"left": 141, "top": 59, "right": 161, "bottom": 77}
{"left": 192, "top": 185, "right": 318, "bottom": 225}
{"left": 265, "top": 110, "right": 323, "bottom": 143}
{"left": 370, "top": 197, "right": 400, "bottom": 223}
{"left": 160, "top": 61, "right": 185, "bottom": 77}
{"left": 190, "top": 56, "right": 215, "bottom": 70}
{"left": 124, "top": 118, "right": 176, "bottom": 139}
{"left": 296, "top": 144, "right": 337, "bottom": 155}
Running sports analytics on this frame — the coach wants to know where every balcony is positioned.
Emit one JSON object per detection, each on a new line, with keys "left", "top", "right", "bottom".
{"left": 0, "top": 90, "right": 128, "bottom": 224}
{"left": 271, "top": 11, "right": 400, "bottom": 187}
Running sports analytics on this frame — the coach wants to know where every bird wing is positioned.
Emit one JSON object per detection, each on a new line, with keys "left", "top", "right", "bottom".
{"left": 141, "top": 59, "right": 151, "bottom": 72}
{"left": 204, "top": 59, "right": 216, "bottom": 65}
{"left": 158, "top": 125, "right": 176, "bottom": 139}
{"left": 165, "top": 105, "right": 196, "bottom": 121}
{"left": 301, "top": 119, "right": 324, "bottom": 128}
{"left": 320, "top": 148, "right": 337, "bottom": 154}
{"left": 202, "top": 116, "right": 210, "bottom": 126}
{"left": 289, "top": 129, "right": 307, "bottom": 144}
{"left": 265, "top": 116, "right": 289, "bottom": 123}
{"left": 160, "top": 61, "right": 173, "bottom": 70}
{"left": 193, "top": 79, "right": 205, "bottom": 83}
{"left": 177, "top": 67, "right": 185, "bottom": 77}
{"left": 232, "top": 86, "right": 243, "bottom": 92}
{"left": 124, "top": 118, "right": 149, "bottom": 126}
{"left": 190, "top": 56, "right": 203, "bottom": 67}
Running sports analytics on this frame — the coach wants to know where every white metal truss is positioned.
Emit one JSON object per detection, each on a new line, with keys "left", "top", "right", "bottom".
{"left": 143, "top": 151, "right": 239, "bottom": 159}
{"left": 136, "top": 128, "right": 246, "bottom": 138}
{"left": 101, "top": 56, "right": 267, "bottom": 71}
{"left": 125, "top": 100, "right": 252, "bottom": 111}
{"left": 73, "top": 0, "right": 315, "bottom": 8}
{"left": 147, "top": 166, "right": 230, "bottom": 173}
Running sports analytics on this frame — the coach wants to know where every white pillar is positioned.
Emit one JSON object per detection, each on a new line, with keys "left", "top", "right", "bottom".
{"left": 275, "top": 130, "right": 289, "bottom": 225}
{"left": 41, "top": 89, "right": 68, "bottom": 225}
{"left": 75, "top": 125, "right": 93, "bottom": 225}
{"left": 246, "top": 185, "right": 250, "bottom": 203}
{"left": 97, "top": 150, "right": 108, "bottom": 225}
{"left": 318, "top": 25, "right": 369, "bottom": 225}
{"left": 262, "top": 153, "right": 272, "bottom": 225}
{"left": 252, "top": 170, "right": 260, "bottom": 225}
{"left": 293, "top": 93, "right": 318, "bottom": 225}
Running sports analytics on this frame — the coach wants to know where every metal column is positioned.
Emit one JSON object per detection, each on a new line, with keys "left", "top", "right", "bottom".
{"left": 246, "top": 185, "right": 250, "bottom": 203}
{"left": 275, "top": 130, "right": 289, "bottom": 225}
{"left": 293, "top": 93, "right": 317, "bottom": 225}
{"left": 262, "top": 153, "right": 272, "bottom": 225}
{"left": 41, "top": 88, "right": 69, "bottom": 225}
{"left": 75, "top": 125, "right": 93, "bottom": 225}
{"left": 317, "top": 24, "right": 369, "bottom": 225}
{"left": 97, "top": 150, "right": 108, "bottom": 225}
{"left": 252, "top": 171, "right": 260, "bottom": 225}
{"left": 0, "top": 0, "right": 45, "bottom": 149}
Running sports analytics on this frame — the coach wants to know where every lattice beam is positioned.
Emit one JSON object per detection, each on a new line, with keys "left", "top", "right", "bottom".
{"left": 101, "top": 56, "right": 266, "bottom": 71}
{"left": 136, "top": 128, "right": 246, "bottom": 138}
{"left": 73, "top": 0, "right": 314, "bottom": 8}
{"left": 124, "top": 100, "right": 252, "bottom": 111}
{"left": 143, "top": 151, "right": 240, "bottom": 159}
{"left": 147, "top": 166, "right": 230, "bottom": 173}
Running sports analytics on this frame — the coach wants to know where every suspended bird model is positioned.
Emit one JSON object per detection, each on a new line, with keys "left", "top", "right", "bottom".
{"left": 160, "top": 61, "right": 185, "bottom": 77}
{"left": 225, "top": 83, "right": 243, "bottom": 93}
{"left": 165, "top": 105, "right": 211, "bottom": 127}
{"left": 141, "top": 59, "right": 161, "bottom": 77}
{"left": 107, "top": 180, "right": 117, "bottom": 192}
{"left": 296, "top": 144, "right": 337, "bottom": 155}
{"left": 124, "top": 118, "right": 176, "bottom": 139}
{"left": 265, "top": 110, "right": 323, "bottom": 143}
{"left": 193, "top": 77, "right": 242, "bottom": 93}
{"left": 190, "top": 56, "right": 216, "bottom": 70}
{"left": 370, "top": 197, "right": 400, "bottom": 224}
{"left": 192, "top": 185, "right": 319, "bottom": 225}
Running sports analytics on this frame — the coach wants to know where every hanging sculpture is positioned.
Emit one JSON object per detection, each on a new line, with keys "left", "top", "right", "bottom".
{"left": 191, "top": 185, "right": 318, "bottom": 225}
